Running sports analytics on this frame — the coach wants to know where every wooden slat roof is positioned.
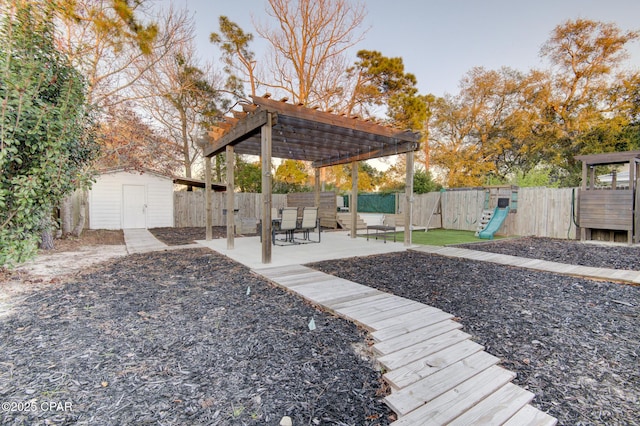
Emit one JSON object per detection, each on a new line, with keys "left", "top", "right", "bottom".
{"left": 203, "top": 95, "right": 421, "bottom": 168}
{"left": 575, "top": 150, "right": 640, "bottom": 165}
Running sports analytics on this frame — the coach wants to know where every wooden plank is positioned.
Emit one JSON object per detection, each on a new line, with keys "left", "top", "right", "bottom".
{"left": 503, "top": 404, "right": 558, "bottom": 426}
{"left": 336, "top": 295, "right": 417, "bottom": 318}
{"left": 384, "top": 350, "right": 500, "bottom": 416}
{"left": 448, "top": 382, "right": 534, "bottom": 426}
{"left": 384, "top": 339, "right": 485, "bottom": 390}
{"left": 293, "top": 281, "right": 375, "bottom": 302}
{"left": 328, "top": 292, "right": 394, "bottom": 310}
{"left": 377, "top": 329, "right": 471, "bottom": 371}
{"left": 390, "top": 365, "right": 516, "bottom": 425}
{"left": 320, "top": 289, "right": 385, "bottom": 308}
{"left": 290, "top": 279, "right": 364, "bottom": 296}
{"left": 351, "top": 302, "right": 427, "bottom": 326}
{"left": 373, "top": 320, "right": 463, "bottom": 356}
{"left": 275, "top": 272, "right": 339, "bottom": 287}
{"left": 368, "top": 306, "right": 445, "bottom": 335}
{"left": 257, "top": 264, "right": 313, "bottom": 279}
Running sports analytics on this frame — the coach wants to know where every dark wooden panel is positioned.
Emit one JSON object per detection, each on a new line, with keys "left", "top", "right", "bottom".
{"left": 286, "top": 192, "right": 337, "bottom": 228}
{"left": 579, "top": 189, "right": 633, "bottom": 230}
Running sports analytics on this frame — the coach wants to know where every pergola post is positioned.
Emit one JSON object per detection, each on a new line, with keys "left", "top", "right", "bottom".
{"left": 204, "top": 155, "right": 212, "bottom": 241}
{"left": 405, "top": 151, "right": 414, "bottom": 246}
{"left": 226, "top": 145, "right": 235, "bottom": 249}
{"left": 314, "top": 168, "right": 321, "bottom": 206}
{"left": 350, "top": 161, "right": 358, "bottom": 238}
{"left": 580, "top": 161, "right": 587, "bottom": 241}
{"left": 261, "top": 113, "right": 273, "bottom": 264}
{"left": 635, "top": 159, "right": 640, "bottom": 244}
{"left": 630, "top": 160, "right": 636, "bottom": 244}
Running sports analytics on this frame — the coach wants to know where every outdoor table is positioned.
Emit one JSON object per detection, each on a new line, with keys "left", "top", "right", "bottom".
{"left": 366, "top": 225, "right": 396, "bottom": 243}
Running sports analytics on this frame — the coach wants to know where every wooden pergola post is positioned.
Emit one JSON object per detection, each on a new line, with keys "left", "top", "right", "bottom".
{"left": 314, "top": 167, "right": 320, "bottom": 207}
{"left": 204, "top": 155, "right": 212, "bottom": 240}
{"left": 261, "top": 113, "right": 273, "bottom": 264}
{"left": 579, "top": 161, "right": 588, "bottom": 241}
{"left": 350, "top": 161, "right": 358, "bottom": 238}
{"left": 630, "top": 160, "right": 636, "bottom": 244}
{"left": 405, "top": 151, "right": 414, "bottom": 246}
{"left": 226, "top": 145, "right": 235, "bottom": 249}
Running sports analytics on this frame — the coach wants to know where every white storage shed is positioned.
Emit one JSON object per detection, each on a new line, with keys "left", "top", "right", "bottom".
{"left": 88, "top": 169, "right": 174, "bottom": 229}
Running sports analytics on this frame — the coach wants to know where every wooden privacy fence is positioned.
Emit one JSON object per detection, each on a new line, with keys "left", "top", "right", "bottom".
{"left": 175, "top": 187, "right": 578, "bottom": 239}
{"left": 286, "top": 192, "right": 337, "bottom": 228}
{"left": 174, "top": 192, "right": 287, "bottom": 227}
{"left": 398, "top": 187, "right": 577, "bottom": 239}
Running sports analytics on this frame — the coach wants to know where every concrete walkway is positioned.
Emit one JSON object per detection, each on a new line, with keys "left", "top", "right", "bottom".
{"left": 122, "top": 228, "right": 168, "bottom": 254}
{"left": 123, "top": 229, "right": 203, "bottom": 254}
{"left": 413, "top": 245, "right": 640, "bottom": 284}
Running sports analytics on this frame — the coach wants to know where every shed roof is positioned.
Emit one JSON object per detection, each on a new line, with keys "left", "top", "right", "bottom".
{"left": 173, "top": 177, "right": 226, "bottom": 192}
{"left": 203, "top": 95, "right": 421, "bottom": 168}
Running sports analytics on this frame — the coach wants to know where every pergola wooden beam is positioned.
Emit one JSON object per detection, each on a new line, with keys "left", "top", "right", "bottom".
{"left": 204, "top": 109, "right": 272, "bottom": 158}
{"left": 251, "top": 96, "right": 417, "bottom": 141}
{"left": 312, "top": 140, "right": 419, "bottom": 168}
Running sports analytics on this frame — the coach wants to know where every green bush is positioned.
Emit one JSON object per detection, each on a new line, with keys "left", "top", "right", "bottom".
{"left": 0, "top": 3, "right": 97, "bottom": 266}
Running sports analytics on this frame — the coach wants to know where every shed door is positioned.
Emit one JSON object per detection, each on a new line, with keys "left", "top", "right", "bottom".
{"left": 122, "top": 185, "right": 147, "bottom": 228}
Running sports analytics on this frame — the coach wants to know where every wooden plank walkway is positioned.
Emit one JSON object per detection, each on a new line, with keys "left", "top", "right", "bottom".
{"left": 412, "top": 245, "right": 640, "bottom": 284}
{"left": 255, "top": 264, "right": 557, "bottom": 425}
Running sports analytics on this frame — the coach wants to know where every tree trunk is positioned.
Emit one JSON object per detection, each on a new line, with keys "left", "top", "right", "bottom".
{"left": 39, "top": 215, "right": 55, "bottom": 250}
{"left": 71, "top": 190, "right": 87, "bottom": 237}
{"left": 60, "top": 195, "right": 74, "bottom": 235}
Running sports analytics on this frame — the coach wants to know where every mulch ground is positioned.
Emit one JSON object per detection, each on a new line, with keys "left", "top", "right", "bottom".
{"left": 149, "top": 227, "right": 256, "bottom": 245}
{"left": 0, "top": 249, "right": 391, "bottom": 425}
{"left": 3, "top": 231, "right": 640, "bottom": 425}
{"left": 309, "top": 239, "right": 640, "bottom": 426}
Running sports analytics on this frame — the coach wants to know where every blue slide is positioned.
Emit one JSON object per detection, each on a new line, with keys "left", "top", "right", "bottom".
{"left": 478, "top": 206, "right": 510, "bottom": 239}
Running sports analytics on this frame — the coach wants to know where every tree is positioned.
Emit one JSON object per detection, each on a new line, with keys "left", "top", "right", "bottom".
{"left": 136, "top": 39, "right": 224, "bottom": 179}
{"left": 429, "top": 93, "right": 495, "bottom": 187}
{"left": 274, "top": 159, "right": 311, "bottom": 193}
{"left": 413, "top": 168, "right": 441, "bottom": 194}
{"left": 0, "top": 1, "right": 98, "bottom": 266}
{"left": 53, "top": 0, "right": 191, "bottom": 236}
{"left": 56, "top": 0, "right": 188, "bottom": 109}
{"left": 93, "top": 105, "right": 182, "bottom": 174}
{"left": 210, "top": 16, "right": 258, "bottom": 98}
{"left": 324, "top": 162, "right": 381, "bottom": 192}
{"left": 536, "top": 19, "right": 639, "bottom": 182}
{"left": 235, "top": 157, "right": 262, "bottom": 192}
{"left": 255, "top": 0, "right": 366, "bottom": 105}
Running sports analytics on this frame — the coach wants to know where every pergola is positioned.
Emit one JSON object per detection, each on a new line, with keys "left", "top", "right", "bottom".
{"left": 202, "top": 95, "right": 421, "bottom": 264}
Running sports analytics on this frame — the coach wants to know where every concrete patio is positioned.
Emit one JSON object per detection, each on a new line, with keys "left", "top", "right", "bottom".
{"left": 195, "top": 229, "right": 416, "bottom": 269}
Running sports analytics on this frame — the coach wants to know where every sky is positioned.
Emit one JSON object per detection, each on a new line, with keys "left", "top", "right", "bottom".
{"left": 156, "top": 0, "right": 640, "bottom": 98}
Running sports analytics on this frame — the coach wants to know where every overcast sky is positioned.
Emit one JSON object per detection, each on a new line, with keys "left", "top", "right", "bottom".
{"left": 156, "top": 0, "right": 640, "bottom": 97}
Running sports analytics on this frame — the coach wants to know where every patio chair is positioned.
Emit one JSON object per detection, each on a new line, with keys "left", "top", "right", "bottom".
{"left": 272, "top": 207, "right": 298, "bottom": 245}
{"left": 294, "top": 206, "right": 320, "bottom": 243}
